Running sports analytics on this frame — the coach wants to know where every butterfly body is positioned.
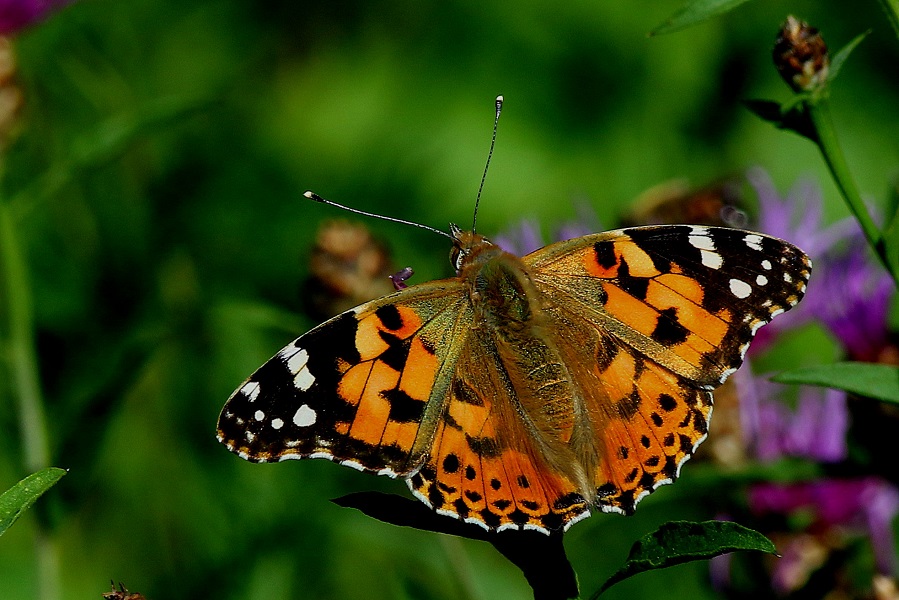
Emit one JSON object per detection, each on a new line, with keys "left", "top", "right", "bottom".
{"left": 218, "top": 223, "right": 810, "bottom": 533}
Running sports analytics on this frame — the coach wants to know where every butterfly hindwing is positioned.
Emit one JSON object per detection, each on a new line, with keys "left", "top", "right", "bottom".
{"left": 217, "top": 282, "right": 469, "bottom": 476}
{"left": 408, "top": 329, "right": 591, "bottom": 533}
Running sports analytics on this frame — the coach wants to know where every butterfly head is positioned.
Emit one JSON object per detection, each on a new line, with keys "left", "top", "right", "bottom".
{"left": 449, "top": 224, "right": 501, "bottom": 274}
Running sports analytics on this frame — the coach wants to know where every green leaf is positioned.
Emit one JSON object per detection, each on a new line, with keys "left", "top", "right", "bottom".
{"left": 592, "top": 521, "right": 776, "bottom": 598}
{"left": 743, "top": 99, "right": 786, "bottom": 125}
{"left": 744, "top": 98, "right": 818, "bottom": 142}
{"left": 0, "top": 468, "right": 67, "bottom": 537}
{"left": 882, "top": 183, "right": 899, "bottom": 278}
{"left": 828, "top": 30, "right": 870, "bottom": 82}
{"left": 650, "top": 0, "right": 753, "bottom": 36}
{"left": 771, "top": 362, "right": 899, "bottom": 404}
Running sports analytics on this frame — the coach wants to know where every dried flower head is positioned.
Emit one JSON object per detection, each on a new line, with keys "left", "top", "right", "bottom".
{"left": 773, "top": 15, "right": 830, "bottom": 93}
{"left": 303, "top": 219, "right": 397, "bottom": 319}
{"left": 0, "top": 36, "right": 22, "bottom": 148}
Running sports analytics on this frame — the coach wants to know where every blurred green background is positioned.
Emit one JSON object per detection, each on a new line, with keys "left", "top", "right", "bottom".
{"left": 2, "top": 0, "right": 898, "bottom": 598}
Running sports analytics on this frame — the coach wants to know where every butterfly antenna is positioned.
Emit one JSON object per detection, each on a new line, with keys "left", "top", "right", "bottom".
{"left": 471, "top": 95, "right": 503, "bottom": 234}
{"left": 304, "top": 191, "right": 454, "bottom": 240}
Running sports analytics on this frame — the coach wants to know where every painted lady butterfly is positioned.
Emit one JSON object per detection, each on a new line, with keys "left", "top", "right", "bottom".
{"left": 218, "top": 95, "right": 810, "bottom": 534}
{"left": 217, "top": 217, "right": 810, "bottom": 533}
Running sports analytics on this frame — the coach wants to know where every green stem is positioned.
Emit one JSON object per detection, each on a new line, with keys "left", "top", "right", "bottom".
{"left": 805, "top": 98, "right": 897, "bottom": 283}
{"left": 0, "top": 199, "right": 59, "bottom": 600}
{"left": 877, "top": 0, "right": 899, "bottom": 41}
{"left": 0, "top": 201, "right": 49, "bottom": 471}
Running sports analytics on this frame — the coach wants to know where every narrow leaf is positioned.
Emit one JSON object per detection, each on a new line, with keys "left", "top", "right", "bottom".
{"left": 828, "top": 30, "right": 870, "bottom": 82}
{"left": 882, "top": 189, "right": 899, "bottom": 279}
{"left": 743, "top": 99, "right": 786, "bottom": 125}
{"left": 0, "top": 468, "right": 67, "bottom": 537}
{"left": 650, "top": 0, "right": 752, "bottom": 36}
{"left": 593, "top": 520, "right": 776, "bottom": 597}
{"left": 771, "top": 362, "right": 899, "bottom": 404}
{"left": 744, "top": 98, "right": 817, "bottom": 142}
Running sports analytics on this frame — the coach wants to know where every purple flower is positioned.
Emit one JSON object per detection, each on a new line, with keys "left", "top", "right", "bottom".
{"left": 749, "top": 167, "right": 857, "bottom": 258}
{"left": 747, "top": 167, "right": 851, "bottom": 352}
{"left": 748, "top": 167, "right": 895, "bottom": 359}
{"left": 749, "top": 477, "right": 899, "bottom": 578}
{"left": 494, "top": 201, "right": 601, "bottom": 256}
{"left": 0, "top": 0, "right": 72, "bottom": 35}
{"left": 800, "top": 239, "right": 894, "bottom": 362}
{"left": 733, "top": 359, "right": 848, "bottom": 464}
{"left": 494, "top": 217, "right": 544, "bottom": 256}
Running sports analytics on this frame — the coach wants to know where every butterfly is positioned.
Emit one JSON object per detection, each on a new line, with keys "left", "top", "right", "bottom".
{"left": 217, "top": 215, "right": 811, "bottom": 534}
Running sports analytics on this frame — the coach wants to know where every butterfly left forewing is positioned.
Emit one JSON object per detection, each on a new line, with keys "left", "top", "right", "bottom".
{"left": 526, "top": 225, "right": 811, "bottom": 386}
{"left": 217, "top": 281, "right": 470, "bottom": 476}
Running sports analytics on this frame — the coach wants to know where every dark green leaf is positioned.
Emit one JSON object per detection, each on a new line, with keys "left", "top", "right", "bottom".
{"left": 828, "top": 31, "right": 870, "bottom": 82}
{"left": 334, "top": 492, "right": 578, "bottom": 600}
{"left": 744, "top": 98, "right": 818, "bottom": 142}
{"left": 0, "top": 468, "right": 67, "bottom": 537}
{"left": 592, "top": 521, "right": 776, "bottom": 597}
{"left": 771, "top": 362, "right": 899, "bottom": 404}
{"left": 743, "top": 99, "right": 785, "bottom": 124}
{"left": 650, "top": 0, "right": 753, "bottom": 36}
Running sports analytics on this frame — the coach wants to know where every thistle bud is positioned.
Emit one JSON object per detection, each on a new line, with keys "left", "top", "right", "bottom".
{"left": 773, "top": 16, "right": 829, "bottom": 93}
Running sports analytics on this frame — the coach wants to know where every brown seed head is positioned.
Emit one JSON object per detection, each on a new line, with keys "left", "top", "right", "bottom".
{"left": 0, "top": 36, "right": 22, "bottom": 149}
{"left": 773, "top": 16, "right": 830, "bottom": 93}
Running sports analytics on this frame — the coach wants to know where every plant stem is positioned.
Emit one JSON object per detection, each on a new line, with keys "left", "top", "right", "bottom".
{"left": 0, "top": 199, "right": 59, "bottom": 600}
{"left": 805, "top": 99, "right": 897, "bottom": 283}
{"left": 877, "top": 0, "right": 899, "bottom": 41}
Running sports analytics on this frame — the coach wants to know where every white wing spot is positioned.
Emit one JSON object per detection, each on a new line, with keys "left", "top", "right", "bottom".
{"left": 701, "top": 250, "right": 723, "bottom": 269}
{"left": 729, "top": 278, "right": 752, "bottom": 299}
{"left": 240, "top": 381, "right": 261, "bottom": 402}
{"left": 254, "top": 410, "right": 265, "bottom": 421}
{"left": 761, "top": 259, "right": 772, "bottom": 270}
{"left": 744, "top": 234, "right": 763, "bottom": 251}
{"left": 271, "top": 418, "right": 284, "bottom": 430}
{"left": 293, "top": 404, "right": 317, "bottom": 427}
{"left": 284, "top": 347, "right": 316, "bottom": 390}
{"left": 285, "top": 347, "right": 309, "bottom": 373}
{"left": 689, "top": 234, "right": 716, "bottom": 251}
{"left": 294, "top": 369, "right": 316, "bottom": 391}
{"left": 783, "top": 272, "right": 793, "bottom": 283}
{"left": 756, "top": 274, "right": 768, "bottom": 286}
